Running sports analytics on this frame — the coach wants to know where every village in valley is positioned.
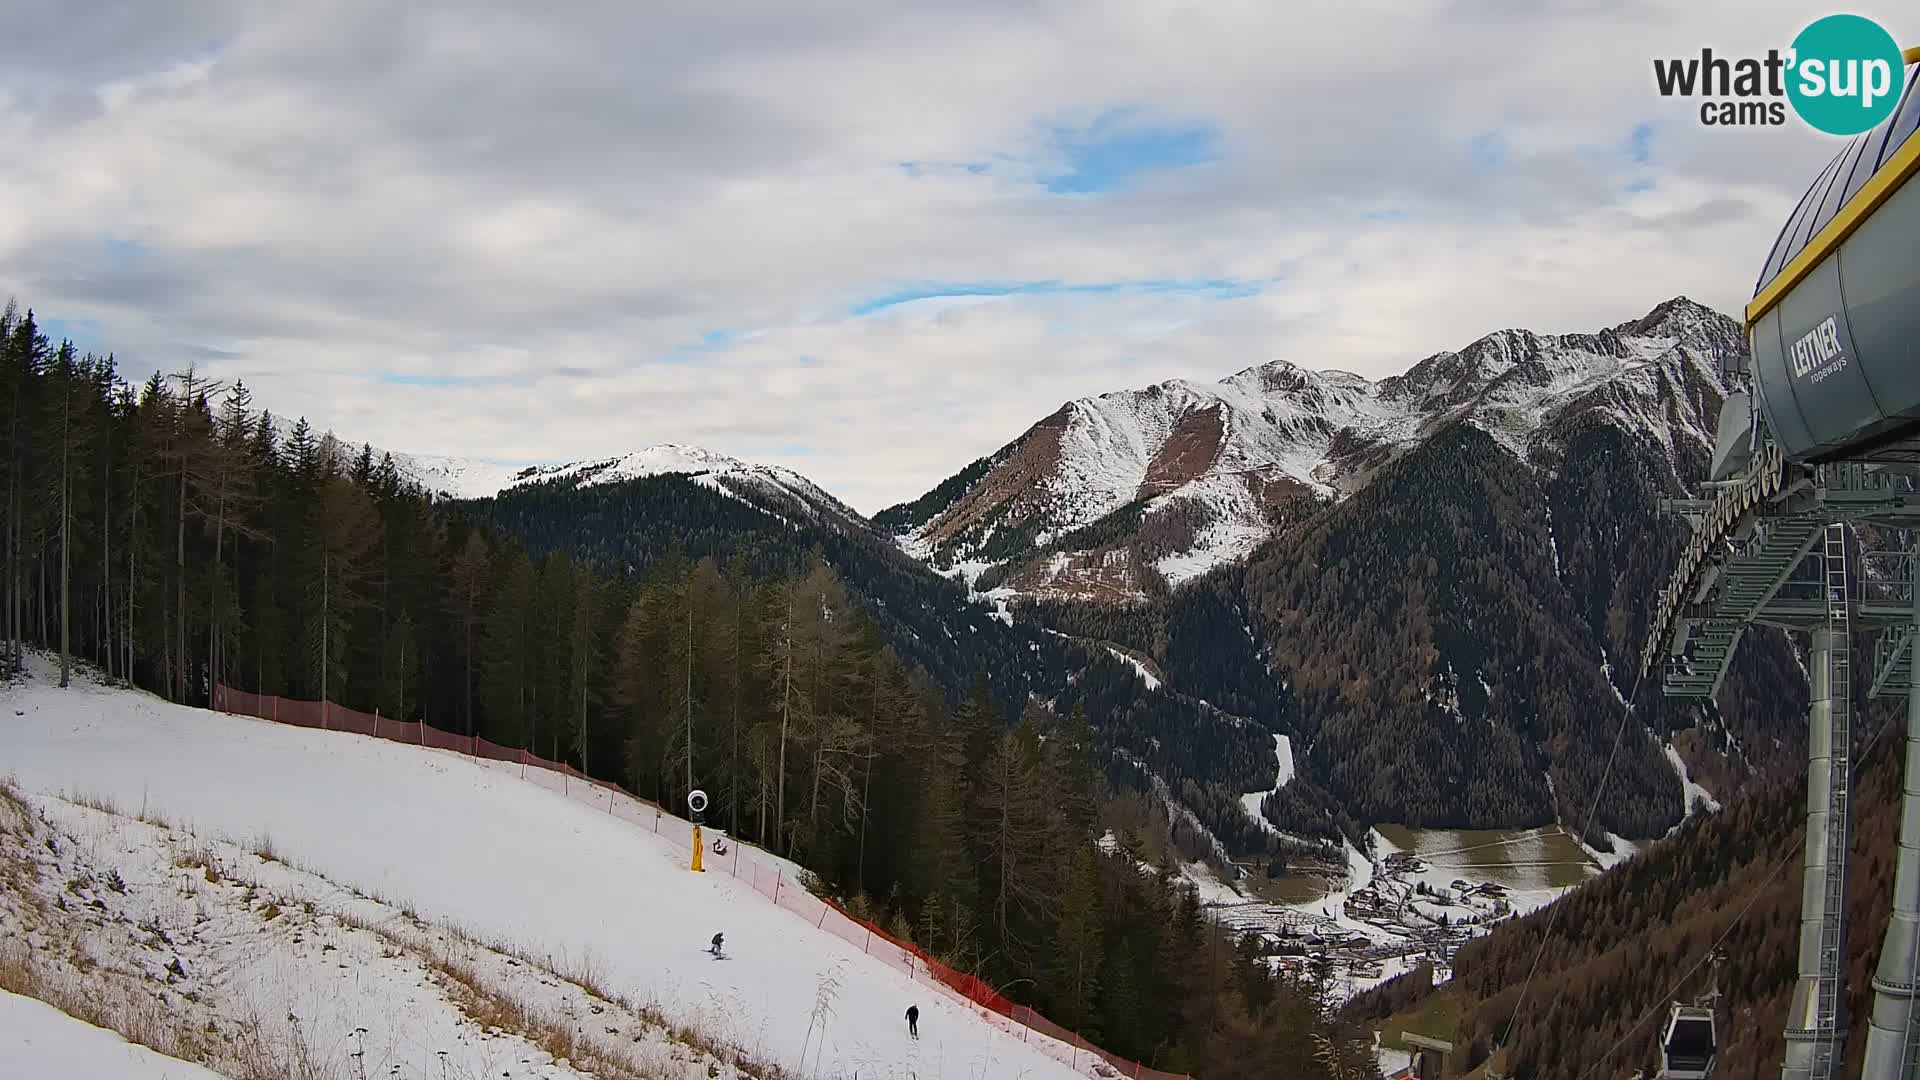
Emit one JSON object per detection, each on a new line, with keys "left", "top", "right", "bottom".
{"left": 1186, "top": 826, "right": 1605, "bottom": 1003}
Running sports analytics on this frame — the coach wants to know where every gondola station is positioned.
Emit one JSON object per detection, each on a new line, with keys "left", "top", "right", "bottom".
{"left": 1642, "top": 46, "right": 1920, "bottom": 1080}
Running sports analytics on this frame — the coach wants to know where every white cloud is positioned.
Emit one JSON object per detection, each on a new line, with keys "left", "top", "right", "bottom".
{"left": 0, "top": 0, "right": 1902, "bottom": 512}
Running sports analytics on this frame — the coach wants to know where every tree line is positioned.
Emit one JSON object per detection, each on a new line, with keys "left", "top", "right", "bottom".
{"left": 0, "top": 301, "right": 1374, "bottom": 1078}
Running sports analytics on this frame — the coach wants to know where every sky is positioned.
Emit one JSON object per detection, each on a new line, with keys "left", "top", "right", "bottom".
{"left": 0, "top": 0, "right": 1909, "bottom": 513}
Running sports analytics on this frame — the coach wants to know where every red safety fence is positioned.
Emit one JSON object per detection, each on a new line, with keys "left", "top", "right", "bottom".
{"left": 211, "top": 685, "right": 1191, "bottom": 1080}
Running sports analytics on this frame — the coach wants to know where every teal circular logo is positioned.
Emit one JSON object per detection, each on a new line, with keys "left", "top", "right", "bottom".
{"left": 1786, "top": 15, "right": 1906, "bottom": 135}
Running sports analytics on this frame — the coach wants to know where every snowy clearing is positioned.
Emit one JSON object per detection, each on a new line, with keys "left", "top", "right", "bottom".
{"left": 1665, "top": 742, "right": 1722, "bottom": 816}
{"left": 1104, "top": 647, "right": 1162, "bottom": 691}
{"left": 1237, "top": 734, "right": 1294, "bottom": 834}
{"left": 1, "top": 656, "right": 1099, "bottom": 1080}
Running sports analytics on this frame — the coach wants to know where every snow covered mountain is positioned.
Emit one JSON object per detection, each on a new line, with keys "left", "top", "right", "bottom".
{"left": 304, "top": 436, "right": 867, "bottom": 532}
{"left": 877, "top": 297, "right": 1743, "bottom": 601}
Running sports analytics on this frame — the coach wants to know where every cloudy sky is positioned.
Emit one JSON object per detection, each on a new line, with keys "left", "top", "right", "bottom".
{"left": 0, "top": 1, "right": 1907, "bottom": 511}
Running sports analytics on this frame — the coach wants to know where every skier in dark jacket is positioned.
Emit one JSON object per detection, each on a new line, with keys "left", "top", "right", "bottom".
{"left": 906, "top": 1004, "right": 918, "bottom": 1038}
{"left": 710, "top": 932, "right": 724, "bottom": 957}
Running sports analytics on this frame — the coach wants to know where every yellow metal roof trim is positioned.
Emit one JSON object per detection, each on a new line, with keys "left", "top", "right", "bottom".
{"left": 1747, "top": 82, "right": 1920, "bottom": 327}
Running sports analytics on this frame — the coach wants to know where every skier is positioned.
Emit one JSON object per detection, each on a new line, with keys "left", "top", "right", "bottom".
{"left": 710, "top": 932, "right": 724, "bottom": 958}
{"left": 905, "top": 1004, "right": 918, "bottom": 1039}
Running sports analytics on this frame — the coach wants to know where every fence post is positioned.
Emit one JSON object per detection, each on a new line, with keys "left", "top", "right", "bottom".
{"left": 774, "top": 870, "right": 781, "bottom": 903}
{"left": 374, "top": 707, "right": 380, "bottom": 740}
{"left": 817, "top": 905, "right": 827, "bottom": 929}
{"left": 273, "top": 695, "right": 278, "bottom": 724}
{"left": 322, "top": 698, "right": 328, "bottom": 730}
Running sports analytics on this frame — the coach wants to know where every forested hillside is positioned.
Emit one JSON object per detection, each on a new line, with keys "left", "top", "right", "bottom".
{"left": 0, "top": 300, "right": 1382, "bottom": 1078}
{"left": 457, "top": 467, "right": 1310, "bottom": 865}
{"left": 1019, "top": 302, "right": 1806, "bottom": 841}
{"left": 1346, "top": 696, "right": 1907, "bottom": 1078}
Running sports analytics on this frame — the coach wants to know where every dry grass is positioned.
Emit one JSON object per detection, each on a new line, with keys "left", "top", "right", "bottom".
{"left": 65, "top": 789, "right": 122, "bottom": 818}
{"left": 173, "top": 843, "right": 224, "bottom": 885}
{"left": 0, "top": 939, "right": 316, "bottom": 1077}
{"left": 0, "top": 940, "right": 32, "bottom": 996}
{"left": 0, "top": 800, "right": 340, "bottom": 1079}
{"left": 6, "top": 782, "right": 789, "bottom": 1080}
{"left": 355, "top": 910, "right": 792, "bottom": 1079}
{"left": 0, "top": 773, "right": 27, "bottom": 814}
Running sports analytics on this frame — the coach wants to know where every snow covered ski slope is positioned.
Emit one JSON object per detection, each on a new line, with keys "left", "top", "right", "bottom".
{"left": 1, "top": 661, "right": 1099, "bottom": 1080}
{"left": 0, "top": 990, "right": 225, "bottom": 1080}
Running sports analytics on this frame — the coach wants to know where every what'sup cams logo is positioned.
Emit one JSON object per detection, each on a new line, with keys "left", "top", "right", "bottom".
{"left": 1654, "top": 14, "right": 1907, "bottom": 134}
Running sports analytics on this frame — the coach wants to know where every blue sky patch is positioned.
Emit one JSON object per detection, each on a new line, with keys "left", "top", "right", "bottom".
{"left": 102, "top": 237, "right": 147, "bottom": 264}
{"left": 39, "top": 317, "right": 106, "bottom": 353}
{"left": 1468, "top": 130, "right": 1510, "bottom": 171}
{"left": 654, "top": 327, "right": 747, "bottom": 365}
{"left": 1038, "top": 107, "right": 1221, "bottom": 194}
{"left": 381, "top": 373, "right": 465, "bottom": 387}
{"left": 850, "top": 277, "right": 1265, "bottom": 317}
{"left": 898, "top": 160, "right": 992, "bottom": 178}
{"left": 1627, "top": 122, "right": 1656, "bottom": 165}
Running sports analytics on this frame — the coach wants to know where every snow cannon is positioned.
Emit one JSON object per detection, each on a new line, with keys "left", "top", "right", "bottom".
{"left": 687, "top": 788, "right": 708, "bottom": 873}
{"left": 1722, "top": 50, "right": 1920, "bottom": 470}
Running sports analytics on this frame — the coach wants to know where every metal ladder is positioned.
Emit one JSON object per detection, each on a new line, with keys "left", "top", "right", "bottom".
{"left": 1814, "top": 522, "right": 1855, "bottom": 1080}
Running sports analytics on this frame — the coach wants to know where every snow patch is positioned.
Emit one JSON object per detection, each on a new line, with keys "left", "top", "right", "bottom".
{"left": 1106, "top": 647, "right": 1161, "bottom": 690}
{"left": 1666, "top": 742, "right": 1722, "bottom": 816}
{"left": 1238, "top": 734, "right": 1295, "bottom": 834}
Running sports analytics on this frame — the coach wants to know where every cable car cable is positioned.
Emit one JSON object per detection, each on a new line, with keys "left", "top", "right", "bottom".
{"left": 1572, "top": 705, "right": 1902, "bottom": 1079}
{"left": 1497, "top": 660, "right": 1652, "bottom": 1052}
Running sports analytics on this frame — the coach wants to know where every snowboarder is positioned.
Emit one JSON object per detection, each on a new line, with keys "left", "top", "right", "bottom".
{"left": 905, "top": 1004, "right": 918, "bottom": 1039}
{"left": 710, "top": 932, "right": 725, "bottom": 958}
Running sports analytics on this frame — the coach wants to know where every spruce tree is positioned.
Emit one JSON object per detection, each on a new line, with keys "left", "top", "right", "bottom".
{"left": 446, "top": 530, "right": 490, "bottom": 734}
{"left": 480, "top": 545, "right": 535, "bottom": 747}
{"left": 381, "top": 608, "right": 421, "bottom": 721}
{"left": 1050, "top": 845, "right": 1104, "bottom": 1036}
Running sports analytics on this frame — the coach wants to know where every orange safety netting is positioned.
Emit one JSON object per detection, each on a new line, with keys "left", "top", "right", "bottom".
{"left": 210, "top": 685, "right": 1190, "bottom": 1080}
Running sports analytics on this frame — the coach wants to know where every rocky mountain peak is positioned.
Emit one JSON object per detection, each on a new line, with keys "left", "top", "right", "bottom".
{"left": 883, "top": 297, "right": 1748, "bottom": 602}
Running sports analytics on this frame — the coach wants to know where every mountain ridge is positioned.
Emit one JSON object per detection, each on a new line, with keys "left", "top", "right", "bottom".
{"left": 879, "top": 295, "right": 1742, "bottom": 602}
{"left": 245, "top": 295, "right": 1786, "bottom": 849}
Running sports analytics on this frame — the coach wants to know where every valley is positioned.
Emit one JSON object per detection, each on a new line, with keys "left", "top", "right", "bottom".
{"left": 379, "top": 296, "right": 1790, "bottom": 855}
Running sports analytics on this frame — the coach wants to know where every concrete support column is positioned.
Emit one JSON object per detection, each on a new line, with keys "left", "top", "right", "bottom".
{"left": 1863, "top": 575, "right": 1920, "bottom": 1080}
{"left": 1784, "top": 625, "right": 1847, "bottom": 1080}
